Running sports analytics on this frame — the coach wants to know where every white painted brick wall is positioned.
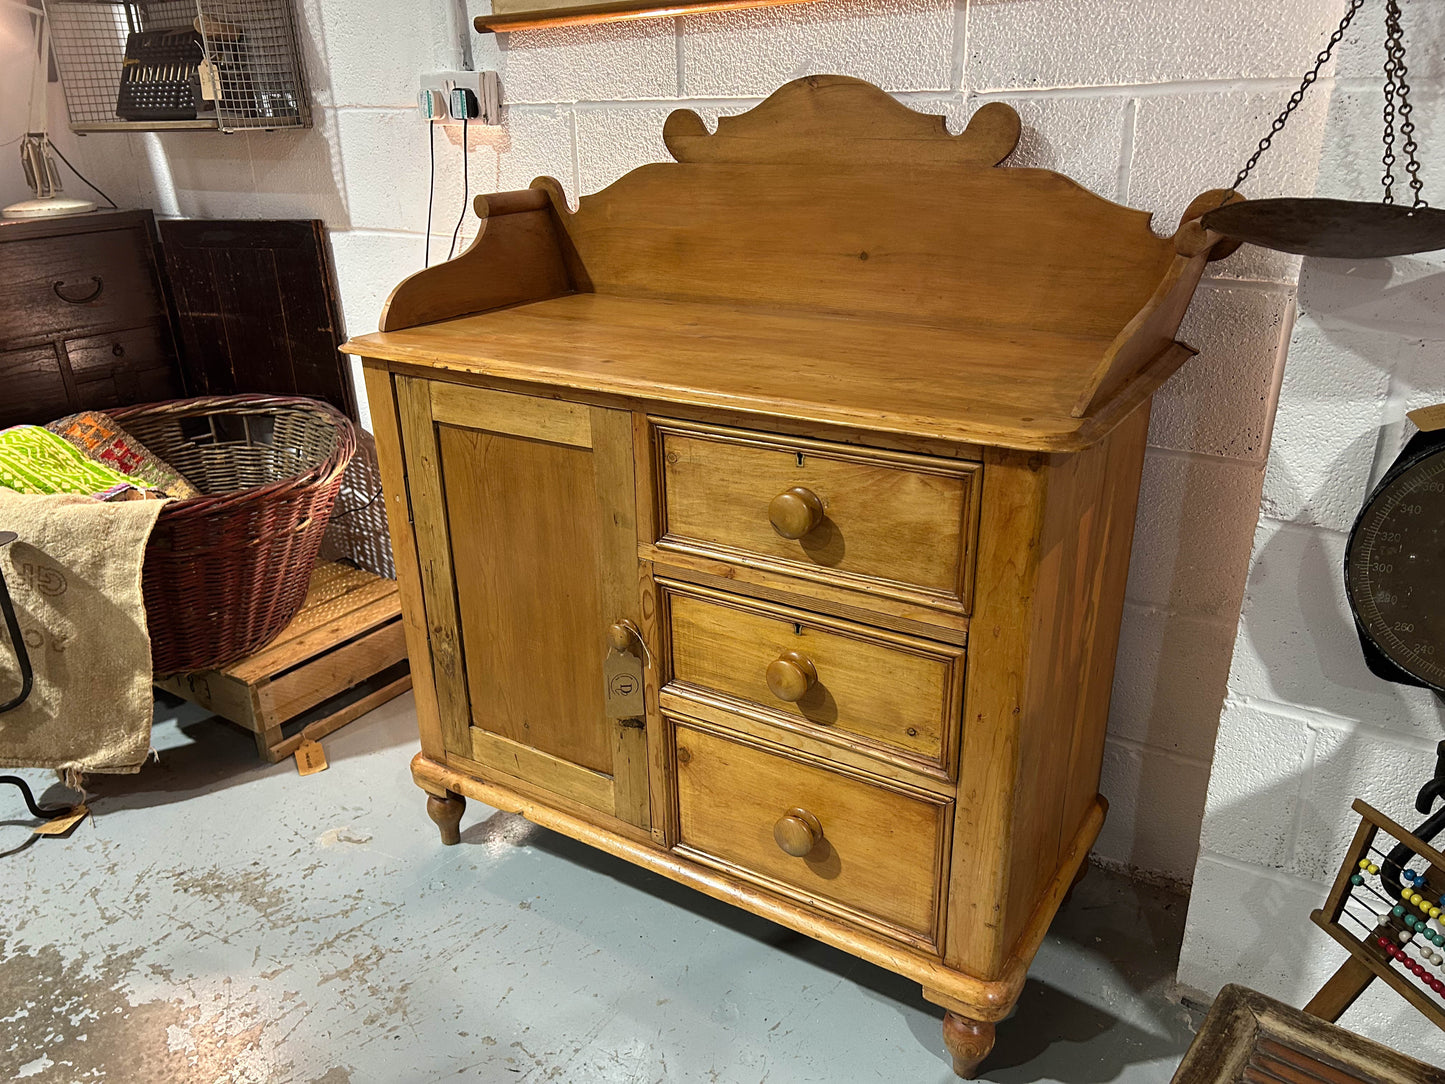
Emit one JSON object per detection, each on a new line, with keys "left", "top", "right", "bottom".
{"left": 1179, "top": 0, "right": 1445, "bottom": 1057}
{"left": 22, "top": 0, "right": 1445, "bottom": 1056}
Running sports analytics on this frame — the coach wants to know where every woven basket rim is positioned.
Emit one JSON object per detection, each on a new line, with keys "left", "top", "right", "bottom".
{"left": 110, "top": 394, "right": 357, "bottom": 520}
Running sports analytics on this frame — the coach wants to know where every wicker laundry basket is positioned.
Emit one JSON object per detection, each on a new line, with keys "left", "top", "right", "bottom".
{"left": 110, "top": 396, "right": 357, "bottom": 675}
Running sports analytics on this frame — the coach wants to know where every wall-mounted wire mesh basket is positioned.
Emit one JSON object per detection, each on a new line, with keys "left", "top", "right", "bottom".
{"left": 46, "top": 0, "right": 311, "bottom": 133}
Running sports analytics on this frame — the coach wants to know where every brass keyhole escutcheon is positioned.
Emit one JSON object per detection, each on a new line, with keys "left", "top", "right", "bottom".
{"left": 774, "top": 807, "right": 822, "bottom": 857}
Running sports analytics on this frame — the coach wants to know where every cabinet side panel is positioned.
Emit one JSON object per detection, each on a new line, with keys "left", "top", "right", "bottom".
{"left": 363, "top": 362, "right": 446, "bottom": 760}
{"left": 1060, "top": 405, "right": 1149, "bottom": 850}
{"left": 1001, "top": 402, "right": 1150, "bottom": 958}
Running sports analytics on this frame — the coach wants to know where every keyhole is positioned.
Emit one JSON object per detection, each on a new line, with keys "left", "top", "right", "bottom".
{"left": 796, "top": 452, "right": 805, "bottom": 467}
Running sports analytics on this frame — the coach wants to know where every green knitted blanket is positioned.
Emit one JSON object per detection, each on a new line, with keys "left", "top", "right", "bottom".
{"left": 0, "top": 425, "right": 149, "bottom": 497}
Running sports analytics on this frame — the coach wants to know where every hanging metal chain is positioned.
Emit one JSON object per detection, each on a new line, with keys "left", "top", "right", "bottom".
{"left": 1382, "top": 0, "right": 1427, "bottom": 207}
{"left": 1229, "top": 0, "right": 1366, "bottom": 192}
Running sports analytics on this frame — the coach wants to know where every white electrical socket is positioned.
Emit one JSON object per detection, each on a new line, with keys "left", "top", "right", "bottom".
{"left": 419, "top": 70, "right": 501, "bottom": 125}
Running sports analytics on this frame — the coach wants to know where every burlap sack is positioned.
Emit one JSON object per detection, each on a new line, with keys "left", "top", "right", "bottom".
{"left": 0, "top": 491, "right": 164, "bottom": 777}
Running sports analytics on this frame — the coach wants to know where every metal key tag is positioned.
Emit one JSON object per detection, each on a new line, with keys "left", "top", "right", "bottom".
{"left": 603, "top": 648, "right": 645, "bottom": 719}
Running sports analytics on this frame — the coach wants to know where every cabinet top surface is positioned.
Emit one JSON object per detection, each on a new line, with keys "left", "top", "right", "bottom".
{"left": 349, "top": 292, "right": 1164, "bottom": 452}
{"left": 345, "top": 76, "right": 1230, "bottom": 452}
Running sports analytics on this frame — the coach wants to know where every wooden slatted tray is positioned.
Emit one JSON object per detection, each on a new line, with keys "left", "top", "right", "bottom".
{"left": 1171, "top": 984, "right": 1441, "bottom": 1084}
{"left": 156, "top": 562, "right": 411, "bottom": 762}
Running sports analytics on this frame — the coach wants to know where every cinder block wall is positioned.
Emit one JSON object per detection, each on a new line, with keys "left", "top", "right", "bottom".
{"left": 29, "top": 0, "right": 1445, "bottom": 1056}
{"left": 1178, "top": 5, "right": 1445, "bottom": 1061}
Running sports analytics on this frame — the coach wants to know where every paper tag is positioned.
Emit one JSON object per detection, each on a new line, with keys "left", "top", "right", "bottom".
{"left": 1408, "top": 403, "right": 1445, "bottom": 433}
{"left": 197, "top": 58, "right": 222, "bottom": 102}
{"left": 603, "top": 649, "right": 645, "bottom": 719}
{"left": 33, "top": 805, "right": 88, "bottom": 836}
{"left": 295, "top": 739, "right": 329, "bottom": 776}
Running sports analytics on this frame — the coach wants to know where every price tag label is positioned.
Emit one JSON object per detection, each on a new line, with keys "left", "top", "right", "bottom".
{"left": 1408, "top": 403, "right": 1445, "bottom": 433}
{"left": 603, "top": 649, "right": 645, "bottom": 719}
{"left": 198, "top": 58, "right": 222, "bottom": 102}
{"left": 33, "top": 805, "right": 89, "bottom": 836}
{"left": 295, "top": 739, "right": 329, "bottom": 776}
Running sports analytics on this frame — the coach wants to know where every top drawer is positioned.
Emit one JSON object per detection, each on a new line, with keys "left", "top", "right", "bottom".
{"left": 654, "top": 421, "right": 980, "bottom": 615}
{"left": 0, "top": 228, "right": 162, "bottom": 348}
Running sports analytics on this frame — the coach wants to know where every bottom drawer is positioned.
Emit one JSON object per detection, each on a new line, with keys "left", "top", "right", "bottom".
{"left": 672, "top": 716, "right": 951, "bottom": 949}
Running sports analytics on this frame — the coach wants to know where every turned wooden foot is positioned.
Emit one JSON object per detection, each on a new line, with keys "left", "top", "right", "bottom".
{"left": 1062, "top": 858, "right": 1090, "bottom": 906}
{"left": 426, "top": 791, "right": 465, "bottom": 845}
{"left": 942, "top": 1012, "right": 995, "bottom": 1079}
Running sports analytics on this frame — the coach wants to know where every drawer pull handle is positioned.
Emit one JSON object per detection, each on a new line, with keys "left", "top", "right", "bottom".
{"left": 768, "top": 485, "right": 825, "bottom": 539}
{"left": 774, "top": 807, "right": 823, "bottom": 857}
{"left": 766, "top": 650, "right": 816, "bottom": 702}
{"left": 53, "top": 276, "right": 104, "bottom": 305}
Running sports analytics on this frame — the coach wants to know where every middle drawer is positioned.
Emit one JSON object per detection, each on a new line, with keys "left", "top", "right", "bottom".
{"left": 661, "top": 580, "right": 965, "bottom": 779}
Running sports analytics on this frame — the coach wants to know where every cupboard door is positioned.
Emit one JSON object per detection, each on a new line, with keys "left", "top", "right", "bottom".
{"left": 397, "top": 377, "right": 650, "bottom": 828}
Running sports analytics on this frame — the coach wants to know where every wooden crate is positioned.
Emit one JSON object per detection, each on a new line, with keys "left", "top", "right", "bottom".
{"left": 157, "top": 562, "right": 411, "bottom": 762}
{"left": 1171, "top": 984, "right": 1441, "bottom": 1084}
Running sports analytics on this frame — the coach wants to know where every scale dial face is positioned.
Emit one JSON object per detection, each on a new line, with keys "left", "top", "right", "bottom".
{"left": 1345, "top": 444, "right": 1445, "bottom": 692}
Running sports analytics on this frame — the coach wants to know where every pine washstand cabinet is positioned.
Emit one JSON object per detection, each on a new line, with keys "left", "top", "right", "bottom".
{"left": 342, "top": 76, "right": 1237, "bottom": 1076}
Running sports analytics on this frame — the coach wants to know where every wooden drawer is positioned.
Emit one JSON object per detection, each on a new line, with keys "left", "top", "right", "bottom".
{"left": 67, "top": 326, "right": 182, "bottom": 410}
{"left": 654, "top": 420, "right": 980, "bottom": 616}
{"left": 0, "top": 228, "right": 162, "bottom": 348}
{"left": 672, "top": 717, "right": 951, "bottom": 949}
{"left": 661, "top": 581, "right": 963, "bottom": 778}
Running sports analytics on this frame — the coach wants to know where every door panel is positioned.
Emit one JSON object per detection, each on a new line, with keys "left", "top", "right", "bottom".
{"left": 442, "top": 425, "right": 613, "bottom": 772}
{"left": 398, "top": 377, "right": 650, "bottom": 828}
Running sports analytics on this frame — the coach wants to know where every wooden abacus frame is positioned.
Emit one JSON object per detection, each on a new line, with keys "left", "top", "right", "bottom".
{"left": 1306, "top": 799, "right": 1445, "bottom": 1032}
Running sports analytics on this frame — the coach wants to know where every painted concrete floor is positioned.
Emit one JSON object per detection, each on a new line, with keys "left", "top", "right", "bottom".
{"left": 1, "top": 694, "right": 1198, "bottom": 1084}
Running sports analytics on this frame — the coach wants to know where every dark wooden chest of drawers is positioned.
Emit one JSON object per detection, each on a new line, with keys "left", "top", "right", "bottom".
{"left": 0, "top": 210, "right": 183, "bottom": 428}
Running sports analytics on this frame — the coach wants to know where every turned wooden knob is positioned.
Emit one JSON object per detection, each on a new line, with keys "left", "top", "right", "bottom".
{"left": 774, "top": 807, "right": 822, "bottom": 857}
{"left": 765, "top": 650, "right": 817, "bottom": 702}
{"left": 768, "top": 486, "right": 825, "bottom": 539}
{"left": 607, "top": 621, "right": 634, "bottom": 653}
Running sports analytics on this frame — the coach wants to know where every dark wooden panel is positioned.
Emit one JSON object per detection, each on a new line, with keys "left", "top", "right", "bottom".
{"left": 159, "top": 219, "right": 356, "bottom": 419}
{"left": 0, "top": 345, "right": 69, "bottom": 428}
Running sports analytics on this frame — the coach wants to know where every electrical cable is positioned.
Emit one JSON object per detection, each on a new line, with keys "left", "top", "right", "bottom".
{"left": 425, "top": 119, "right": 437, "bottom": 267}
{"left": 448, "top": 115, "right": 468, "bottom": 261}
{"left": 48, "top": 142, "right": 117, "bottom": 208}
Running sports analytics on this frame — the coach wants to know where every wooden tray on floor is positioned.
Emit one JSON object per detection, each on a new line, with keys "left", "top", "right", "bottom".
{"left": 1171, "top": 984, "right": 1442, "bottom": 1084}
{"left": 156, "top": 562, "right": 411, "bottom": 762}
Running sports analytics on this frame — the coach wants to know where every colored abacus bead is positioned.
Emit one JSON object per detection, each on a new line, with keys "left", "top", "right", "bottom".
{"left": 1368, "top": 863, "right": 1380, "bottom": 874}
{"left": 1351, "top": 873, "right": 1364, "bottom": 885}
{"left": 1394, "top": 905, "right": 1406, "bottom": 917}
{"left": 1360, "top": 859, "right": 1372, "bottom": 869}
{"left": 1400, "top": 931, "right": 1414, "bottom": 943}
{"left": 1406, "top": 915, "right": 1418, "bottom": 929}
